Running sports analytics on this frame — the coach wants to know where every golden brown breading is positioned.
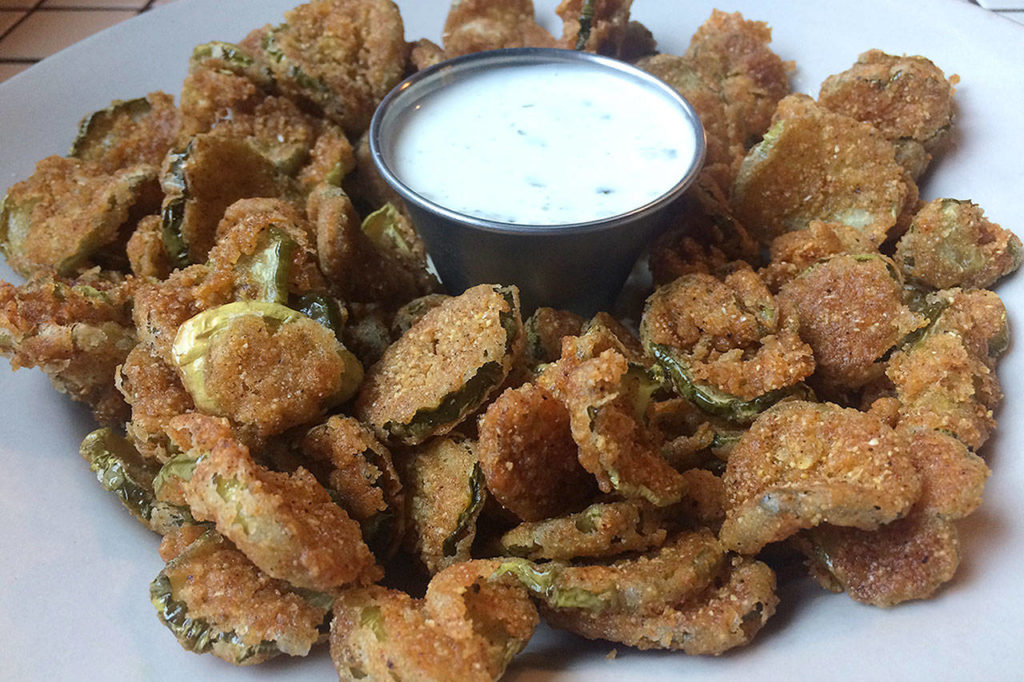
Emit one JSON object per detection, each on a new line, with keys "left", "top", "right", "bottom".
{"left": 443, "top": 0, "right": 557, "bottom": 57}
{"left": 895, "top": 198, "right": 1022, "bottom": 290}
{"left": 720, "top": 401, "right": 921, "bottom": 555}
{"left": 168, "top": 413, "right": 381, "bottom": 592}
{"left": 71, "top": 92, "right": 181, "bottom": 174}
{"left": 818, "top": 50, "right": 956, "bottom": 179}
{"left": 732, "top": 94, "right": 918, "bottom": 246}
{"left": 0, "top": 269, "right": 136, "bottom": 425}
{"left": 116, "top": 344, "right": 195, "bottom": 462}
{"left": 126, "top": 214, "right": 172, "bottom": 280}
{"left": 760, "top": 220, "right": 878, "bottom": 291}
{"left": 557, "top": 0, "right": 633, "bottom": 55}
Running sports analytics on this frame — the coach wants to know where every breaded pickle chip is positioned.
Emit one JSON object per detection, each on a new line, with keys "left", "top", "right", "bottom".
{"left": 732, "top": 94, "right": 916, "bottom": 245}
{"left": 557, "top": 0, "right": 633, "bottom": 55}
{"left": 0, "top": 270, "right": 136, "bottom": 425}
{"left": 641, "top": 267, "right": 815, "bottom": 419}
{"left": 171, "top": 300, "right": 362, "bottom": 436}
{"left": 70, "top": 92, "right": 181, "bottom": 173}
{"left": 331, "top": 560, "right": 538, "bottom": 681}
{"left": 776, "top": 254, "right": 925, "bottom": 395}
{"left": 895, "top": 198, "right": 1022, "bottom": 290}
{"left": 161, "top": 134, "right": 297, "bottom": 268}
{"left": 478, "top": 383, "right": 596, "bottom": 521}
{"left": 443, "top": 0, "right": 557, "bottom": 57}
{"left": 168, "top": 414, "right": 381, "bottom": 591}
{"left": 301, "top": 415, "right": 405, "bottom": 559}
{"left": 499, "top": 500, "right": 666, "bottom": 561}
{"left": 497, "top": 530, "right": 725, "bottom": 617}
{"left": 523, "top": 306, "right": 585, "bottom": 366}
{"left": 1, "top": 156, "right": 160, "bottom": 277}
{"left": 151, "top": 529, "right": 329, "bottom": 664}
{"left": 80, "top": 428, "right": 194, "bottom": 534}
{"left": 356, "top": 284, "right": 523, "bottom": 445}
{"left": 116, "top": 344, "right": 196, "bottom": 462}
{"left": 543, "top": 347, "right": 687, "bottom": 506}
{"left": 720, "top": 401, "right": 921, "bottom": 555}
{"left": 899, "top": 427, "right": 989, "bottom": 520}
{"left": 799, "top": 511, "right": 960, "bottom": 607}
{"left": 126, "top": 214, "right": 172, "bottom": 279}
{"left": 819, "top": 50, "right": 955, "bottom": 179}
{"left": 399, "top": 437, "right": 486, "bottom": 574}
{"left": 258, "top": 0, "right": 409, "bottom": 135}
{"left": 541, "top": 554, "right": 777, "bottom": 655}
{"left": 760, "top": 220, "right": 878, "bottom": 291}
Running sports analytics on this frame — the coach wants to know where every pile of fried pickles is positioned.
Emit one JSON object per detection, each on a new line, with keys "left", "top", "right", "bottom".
{"left": 1, "top": 0, "right": 1020, "bottom": 679}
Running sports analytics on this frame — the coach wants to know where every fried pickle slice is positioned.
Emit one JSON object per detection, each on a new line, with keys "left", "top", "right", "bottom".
{"left": 257, "top": 0, "right": 409, "bottom": 136}
{"left": 399, "top": 436, "right": 486, "bottom": 574}
{"left": 498, "top": 499, "right": 666, "bottom": 561}
{"left": 478, "top": 382, "right": 597, "bottom": 521}
{"left": 70, "top": 92, "right": 181, "bottom": 173}
{"left": 798, "top": 511, "right": 960, "bottom": 607}
{"left": 356, "top": 284, "right": 523, "bottom": 445}
{"left": 895, "top": 198, "right": 1022, "bottom": 290}
{"left": 818, "top": 50, "right": 956, "bottom": 180}
{"left": 759, "top": 220, "right": 878, "bottom": 292}
{"left": 732, "top": 94, "right": 917, "bottom": 245}
{"left": 776, "top": 253, "right": 926, "bottom": 396}
{"left": 331, "top": 559, "right": 538, "bottom": 681}
{"left": 116, "top": 344, "right": 196, "bottom": 462}
{"left": 720, "top": 400, "right": 921, "bottom": 555}
{"left": 167, "top": 413, "right": 381, "bottom": 592}
{"left": 557, "top": 0, "right": 632, "bottom": 55}
{"left": 151, "top": 528, "right": 329, "bottom": 664}
{"left": 301, "top": 415, "right": 405, "bottom": 560}
{"left": 0, "top": 269, "right": 136, "bottom": 425}
{"left": 126, "top": 214, "right": 172, "bottom": 279}
{"left": 642, "top": 265, "right": 814, "bottom": 417}
{"left": 443, "top": 0, "right": 557, "bottom": 57}
{"left": 1, "top": 156, "right": 160, "bottom": 277}
{"left": 541, "top": 554, "right": 777, "bottom": 655}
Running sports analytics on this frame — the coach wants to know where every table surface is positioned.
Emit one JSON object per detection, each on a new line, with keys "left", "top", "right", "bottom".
{"left": 0, "top": 0, "right": 1020, "bottom": 84}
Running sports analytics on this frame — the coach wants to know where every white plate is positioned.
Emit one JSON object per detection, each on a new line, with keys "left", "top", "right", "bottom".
{"left": 1, "top": 1, "right": 1022, "bottom": 680}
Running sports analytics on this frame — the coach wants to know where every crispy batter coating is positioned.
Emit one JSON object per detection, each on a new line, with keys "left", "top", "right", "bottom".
{"left": 0, "top": 270, "right": 135, "bottom": 425}
{"left": 498, "top": 500, "right": 666, "bottom": 561}
{"left": 478, "top": 382, "right": 596, "bottom": 521}
{"left": 259, "top": 0, "right": 409, "bottom": 136}
{"left": 408, "top": 38, "right": 447, "bottom": 71}
{"left": 899, "top": 427, "right": 988, "bottom": 520}
{"left": 541, "top": 347, "right": 688, "bottom": 506}
{"left": 925, "top": 287, "right": 1009, "bottom": 367}
{"left": 799, "top": 511, "right": 960, "bottom": 607}
{"left": 776, "top": 254, "right": 925, "bottom": 395}
{"left": 71, "top": 92, "right": 181, "bottom": 173}
{"left": 1, "top": 156, "right": 160, "bottom": 277}
{"left": 169, "top": 413, "right": 381, "bottom": 591}
{"left": 642, "top": 266, "right": 814, "bottom": 402}
{"left": 331, "top": 559, "right": 538, "bottom": 681}
{"left": 818, "top": 50, "right": 956, "bottom": 179}
{"left": 116, "top": 344, "right": 195, "bottom": 462}
{"left": 301, "top": 415, "right": 405, "bottom": 558}
{"left": 732, "top": 94, "right": 917, "bottom": 246}
{"left": 543, "top": 554, "right": 777, "bottom": 655}
{"left": 760, "top": 220, "right": 878, "bottom": 291}
{"left": 126, "top": 214, "right": 172, "bottom": 279}
{"left": 443, "top": 0, "right": 557, "bottom": 57}
{"left": 399, "top": 437, "right": 485, "bottom": 574}
{"left": 155, "top": 530, "right": 328, "bottom": 663}
{"left": 557, "top": 0, "right": 632, "bottom": 55}
{"left": 356, "top": 284, "right": 523, "bottom": 445}
{"left": 720, "top": 401, "right": 921, "bottom": 555}
{"left": 895, "top": 198, "right": 1022, "bottom": 290}
{"left": 523, "top": 306, "right": 585, "bottom": 366}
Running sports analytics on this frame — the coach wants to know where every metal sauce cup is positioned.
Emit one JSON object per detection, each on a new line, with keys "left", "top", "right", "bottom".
{"left": 370, "top": 47, "right": 705, "bottom": 315}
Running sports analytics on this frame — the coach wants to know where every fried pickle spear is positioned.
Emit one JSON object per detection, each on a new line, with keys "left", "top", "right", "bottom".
{"left": 720, "top": 400, "right": 921, "bottom": 555}
{"left": 443, "top": 0, "right": 558, "bottom": 57}
{"left": 165, "top": 414, "right": 381, "bottom": 592}
{"left": 895, "top": 198, "right": 1022, "bottom": 290}
{"left": 0, "top": 269, "right": 136, "bottom": 425}
{"left": 818, "top": 50, "right": 956, "bottom": 180}
{"left": 331, "top": 559, "right": 539, "bottom": 681}
{"left": 732, "top": 94, "right": 917, "bottom": 246}
{"left": 356, "top": 284, "right": 523, "bottom": 445}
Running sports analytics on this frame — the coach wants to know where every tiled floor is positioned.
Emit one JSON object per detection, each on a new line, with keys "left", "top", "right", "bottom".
{"left": 0, "top": 0, "right": 1020, "bottom": 83}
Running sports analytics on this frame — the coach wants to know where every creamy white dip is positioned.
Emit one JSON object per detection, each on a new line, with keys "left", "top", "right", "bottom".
{"left": 386, "top": 60, "right": 699, "bottom": 226}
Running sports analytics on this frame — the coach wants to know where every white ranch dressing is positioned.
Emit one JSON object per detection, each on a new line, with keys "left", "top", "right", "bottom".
{"left": 388, "top": 61, "right": 699, "bottom": 226}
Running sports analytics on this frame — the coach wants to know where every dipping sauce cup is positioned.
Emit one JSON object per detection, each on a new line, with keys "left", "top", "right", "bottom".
{"left": 370, "top": 47, "right": 705, "bottom": 315}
